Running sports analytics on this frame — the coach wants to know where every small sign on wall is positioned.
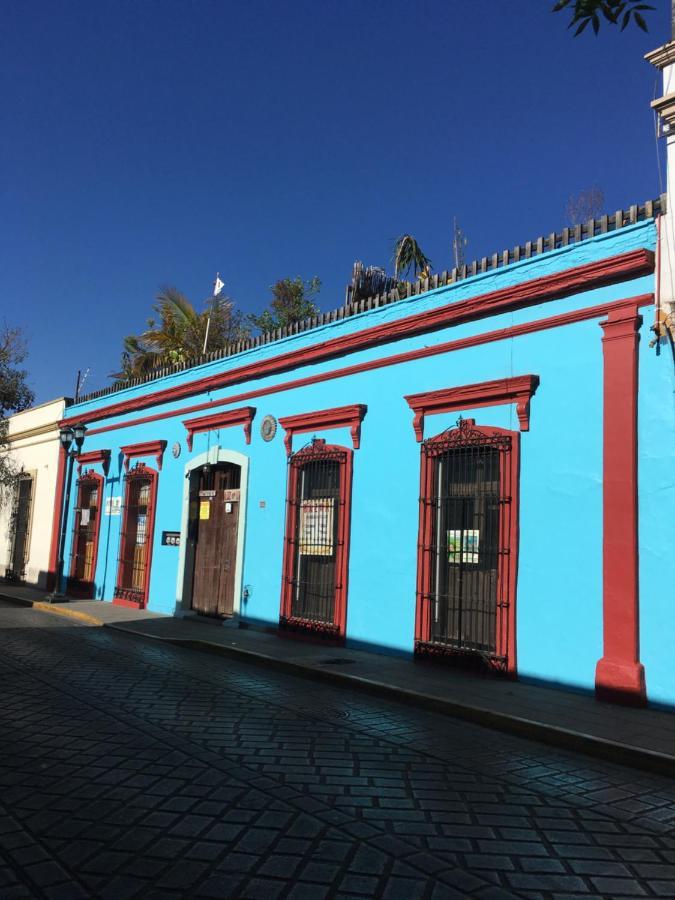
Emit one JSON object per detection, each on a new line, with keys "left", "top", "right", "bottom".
{"left": 199, "top": 501, "right": 210, "bottom": 520}
{"left": 105, "top": 496, "right": 122, "bottom": 516}
{"left": 162, "top": 531, "right": 181, "bottom": 547}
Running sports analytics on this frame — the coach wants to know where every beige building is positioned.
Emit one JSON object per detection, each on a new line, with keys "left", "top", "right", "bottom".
{"left": 0, "top": 397, "right": 70, "bottom": 589}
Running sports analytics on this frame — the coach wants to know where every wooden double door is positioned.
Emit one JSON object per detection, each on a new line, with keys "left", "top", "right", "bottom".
{"left": 189, "top": 463, "right": 241, "bottom": 618}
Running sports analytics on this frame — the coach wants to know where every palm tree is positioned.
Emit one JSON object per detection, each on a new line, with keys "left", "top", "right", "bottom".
{"left": 393, "top": 235, "right": 431, "bottom": 280}
{"left": 112, "top": 287, "right": 249, "bottom": 381}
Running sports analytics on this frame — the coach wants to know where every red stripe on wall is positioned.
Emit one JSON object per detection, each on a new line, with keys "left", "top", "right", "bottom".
{"left": 85, "top": 293, "right": 653, "bottom": 439}
{"left": 66, "top": 249, "right": 653, "bottom": 430}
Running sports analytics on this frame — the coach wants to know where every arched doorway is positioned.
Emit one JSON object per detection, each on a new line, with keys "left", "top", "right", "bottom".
{"left": 177, "top": 449, "right": 248, "bottom": 619}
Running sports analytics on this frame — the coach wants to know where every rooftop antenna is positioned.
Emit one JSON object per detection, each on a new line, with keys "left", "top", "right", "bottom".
{"left": 452, "top": 217, "right": 467, "bottom": 270}
{"left": 74, "top": 368, "right": 90, "bottom": 402}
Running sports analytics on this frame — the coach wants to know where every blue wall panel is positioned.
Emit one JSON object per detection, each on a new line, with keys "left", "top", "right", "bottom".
{"left": 58, "top": 220, "right": 675, "bottom": 705}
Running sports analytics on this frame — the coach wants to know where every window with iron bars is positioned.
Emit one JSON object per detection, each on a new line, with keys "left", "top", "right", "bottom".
{"left": 280, "top": 438, "right": 353, "bottom": 639}
{"left": 114, "top": 463, "right": 158, "bottom": 607}
{"left": 4, "top": 473, "right": 34, "bottom": 582}
{"left": 415, "top": 419, "right": 519, "bottom": 674}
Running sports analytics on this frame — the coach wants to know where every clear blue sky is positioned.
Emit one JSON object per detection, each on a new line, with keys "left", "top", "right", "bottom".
{"left": 2, "top": 0, "right": 670, "bottom": 403}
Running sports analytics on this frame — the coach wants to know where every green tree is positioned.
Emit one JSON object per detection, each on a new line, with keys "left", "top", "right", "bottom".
{"left": 1, "top": 326, "right": 35, "bottom": 505}
{"left": 249, "top": 277, "right": 321, "bottom": 334}
{"left": 553, "top": 0, "right": 654, "bottom": 35}
{"left": 393, "top": 235, "right": 432, "bottom": 280}
{"left": 114, "top": 287, "right": 249, "bottom": 380}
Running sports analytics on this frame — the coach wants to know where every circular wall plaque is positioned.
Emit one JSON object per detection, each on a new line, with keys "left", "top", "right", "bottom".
{"left": 171, "top": 441, "right": 182, "bottom": 459}
{"left": 260, "top": 415, "right": 277, "bottom": 442}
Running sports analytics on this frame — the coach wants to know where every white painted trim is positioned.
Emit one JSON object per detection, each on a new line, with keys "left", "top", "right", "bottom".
{"left": 175, "top": 446, "right": 249, "bottom": 622}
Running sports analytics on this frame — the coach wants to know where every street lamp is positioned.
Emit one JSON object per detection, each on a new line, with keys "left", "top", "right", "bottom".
{"left": 49, "top": 423, "right": 87, "bottom": 601}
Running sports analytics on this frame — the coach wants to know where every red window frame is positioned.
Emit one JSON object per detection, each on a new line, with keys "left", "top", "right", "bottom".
{"left": 280, "top": 439, "right": 353, "bottom": 640}
{"left": 415, "top": 420, "right": 520, "bottom": 675}
{"left": 113, "top": 462, "right": 159, "bottom": 609}
{"left": 67, "top": 469, "right": 104, "bottom": 599}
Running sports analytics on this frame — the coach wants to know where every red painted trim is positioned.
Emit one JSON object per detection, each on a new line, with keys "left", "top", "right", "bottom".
{"left": 280, "top": 441, "right": 353, "bottom": 639}
{"left": 415, "top": 422, "right": 519, "bottom": 675}
{"left": 279, "top": 404, "right": 367, "bottom": 456}
{"left": 83, "top": 294, "right": 654, "bottom": 440}
{"left": 64, "top": 251, "right": 654, "bottom": 429}
{"left": 113, "top": 463, "right": 159, "bottom": 609}
{"left": 76, "top": 449, "right": 110, "bottom": 475}
{"left": 67, "top": 469, "right": 104, "bottom": 599}
{"left": 111, "top": 596, "right": 145, "bottom": 609}
{"left": 120, "top": 440, "right": 166, "bottom": 471}
{"left": 47, "top": 445, "right": 68, "bottom": 591}
{"left": 183, "top": 406, "right": 256, "bottom": 451}
{"left": 404, "top": 375, "right": 540, "bottom": 441}
{"left": 595, "top": 306, "right": 646, "bottom": 706}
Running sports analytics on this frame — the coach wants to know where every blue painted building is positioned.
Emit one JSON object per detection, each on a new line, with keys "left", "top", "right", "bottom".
{"left": 53, "top": 206, "right": 675, "bottom": 707}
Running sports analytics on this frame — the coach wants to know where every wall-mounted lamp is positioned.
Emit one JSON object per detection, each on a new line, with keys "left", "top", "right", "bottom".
{"left": 59, "top": 423, "right": 87, "bottom": 455}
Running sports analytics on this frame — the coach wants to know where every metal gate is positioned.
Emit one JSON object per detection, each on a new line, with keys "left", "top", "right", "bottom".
{"left": 416, "top": 419, "right": 516, "bottom": 671}
{"left": 5, "top": 474, "right": 33, "bottom": 581}
{"left": 280, "top": 439, "right": 352, "bottom": 638}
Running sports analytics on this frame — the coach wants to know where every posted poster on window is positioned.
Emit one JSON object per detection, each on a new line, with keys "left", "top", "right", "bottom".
{"left": 80, "top": 509, "right": 90, "bottom": 526}
{"left": 105, "top": 496, "right": 122, "bottom": 517}
{"left": 298, "top": 498, "right": 334, "bottom": 556}
{"left": 447, "top": 529, "right": 480, "bottom": 564}
{"left": 136, "top": 514, "right": 147, "bottom": 545}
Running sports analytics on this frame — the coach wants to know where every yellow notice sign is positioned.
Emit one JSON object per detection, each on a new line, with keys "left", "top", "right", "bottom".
{"left": 199, "top": 500, "right": 210, "bottom": 520}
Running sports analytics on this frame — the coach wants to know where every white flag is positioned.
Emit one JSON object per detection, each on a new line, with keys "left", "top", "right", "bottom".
{"left": 213, "top": 275, "right": 225, "bottom": 296}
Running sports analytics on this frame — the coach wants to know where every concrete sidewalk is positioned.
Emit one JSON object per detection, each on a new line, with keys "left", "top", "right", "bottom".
{"left": 2, "top": 584, "right": 674, "bottom": 776}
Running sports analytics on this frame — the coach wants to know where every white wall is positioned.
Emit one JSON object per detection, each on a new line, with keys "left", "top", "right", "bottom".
{"left": 0, "top": 398, "right": 69, "bottom": 589}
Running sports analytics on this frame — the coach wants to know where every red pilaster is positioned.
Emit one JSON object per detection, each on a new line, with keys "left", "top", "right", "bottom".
{"left": 46, "top": 444, "right": 68, "bottom": 591}
{"left": 595, "top": 306, "right": 646, "bottom": 706}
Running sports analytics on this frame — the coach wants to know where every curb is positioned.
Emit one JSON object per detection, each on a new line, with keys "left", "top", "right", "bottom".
{"left": 0, "top": 591, "right": 40, "bottom": 607}
{"left": 33, "top": 602, "right": 104, "bottom": 627}
{"left": 0, "top": 592, "right": 104, "bottom": 627}
{"left": 104, "top": 622, "right": 675, "bottom": 779}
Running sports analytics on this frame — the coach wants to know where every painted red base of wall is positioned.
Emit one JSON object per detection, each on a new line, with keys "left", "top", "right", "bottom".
{"left": 112, "top": 596, "right": 145, "bottom": 610}
{"left": 595, "top": 657, "right": 646, "bottom": 707}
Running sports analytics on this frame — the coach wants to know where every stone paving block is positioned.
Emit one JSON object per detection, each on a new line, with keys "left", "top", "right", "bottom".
{"left": 339, "top": 872, "right": 381, "bottom": 894}
{"left": 590, "top": 876, "right": 647, "bottom": 894}
{"left": 22, "top": 860, "right": 71, "bottom": 887}
{"left": 519, "top": 856, "right": 567, "bottom": 873}
{"left": 156, "top": 859, "right": 210, "bottom": 890}
{"left": 507, "top": 873, "right": 591, "bottom": 892}
{"left": 42, "top": 881, "right": 92, "bottom": 900}
{"left": 238, "top": 876, "right": 286, "bottom": 898}
{"left": 195, "top": 874, "right": 246, "bottom": 898}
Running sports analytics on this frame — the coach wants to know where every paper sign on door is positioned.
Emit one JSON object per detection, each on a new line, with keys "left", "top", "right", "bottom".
{"left": 199, "top": 501, "right": 210, "bottom": 520}
{"left": 298, "top": 498, "right": 334, "bottom": 556}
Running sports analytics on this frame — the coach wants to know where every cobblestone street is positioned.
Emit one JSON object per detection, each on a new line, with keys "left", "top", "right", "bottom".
{"left": 2, "top": 601, "right": 675, "bottom": 899}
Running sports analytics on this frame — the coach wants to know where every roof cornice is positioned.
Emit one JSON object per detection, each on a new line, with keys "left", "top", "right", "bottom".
{"left": 645, "top": 41, "right": 675, "bottom": 69}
